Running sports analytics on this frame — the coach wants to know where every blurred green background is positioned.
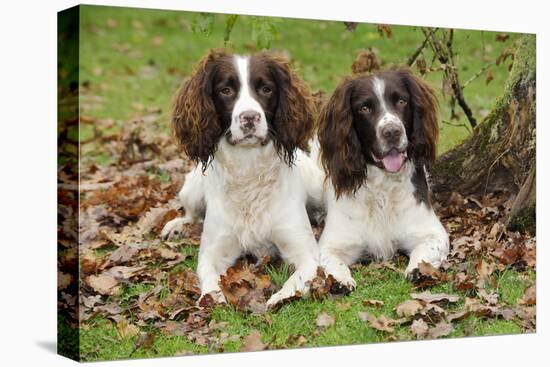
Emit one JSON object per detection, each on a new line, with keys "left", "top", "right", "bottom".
{"left": 79, "top": 5, "right": 520, "bottom": 157}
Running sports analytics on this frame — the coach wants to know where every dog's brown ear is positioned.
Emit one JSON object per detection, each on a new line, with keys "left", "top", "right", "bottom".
{"left": 318, "top": 78, "right": 367, "bottom": 198}
{"left": 397, "top": 67, "right": 439, "bottom": 167}
{"left": 172, "top": 49, "right": 230, "bottom": 167}
{"left": 257, "top": 52, "right": 315, "bottom": 165}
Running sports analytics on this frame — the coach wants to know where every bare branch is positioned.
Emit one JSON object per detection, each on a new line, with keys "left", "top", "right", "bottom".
{"left": 462, "top": 62, "right": 493, "bottom": 89}
{"left": 407, "top": 28, "right": 438, "bottom": 67}
{"left": 421, "top": 27, "right": 478, "bottom": 128}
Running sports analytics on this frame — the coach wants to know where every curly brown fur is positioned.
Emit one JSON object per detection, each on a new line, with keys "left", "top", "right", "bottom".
{"left": 396, "top": 67, "right": 439, "bottom": 167}
{"left": 317, "top": 78, "right": 367, "bottom": 197}
{"left": 172, "top": 49, "right": 231, "bottom": 168}
{"left": 255, "top": 52, "right": 316, "bottom": 164}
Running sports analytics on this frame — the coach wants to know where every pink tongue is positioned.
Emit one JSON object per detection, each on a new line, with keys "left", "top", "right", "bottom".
{"left": 381, "top": 151, "right": 405, "bottom": 172}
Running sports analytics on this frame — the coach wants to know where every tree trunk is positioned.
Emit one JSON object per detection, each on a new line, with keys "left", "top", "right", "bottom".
{"left": 432, "top": 35, "right": 536, "bottom": 233}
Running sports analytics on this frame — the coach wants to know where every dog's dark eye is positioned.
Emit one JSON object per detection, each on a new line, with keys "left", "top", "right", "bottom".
{"left": 261, "top": 86, "right": 272, "bottom": 94}
{"left": 360, "top": 105, "right": 372, "bottom": 114}
{"left": 397, "top": 98, "right": 408, "bottom": 107}
{"left": 220, "top": 87, "right": 233, "bottom": 96}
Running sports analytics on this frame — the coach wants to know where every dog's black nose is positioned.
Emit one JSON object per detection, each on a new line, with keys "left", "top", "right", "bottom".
{"left": 239, "top": 110, "right": 261, "bottom": 131}
{"left": 382, "top": 124, "right": 402, "bottom": 144}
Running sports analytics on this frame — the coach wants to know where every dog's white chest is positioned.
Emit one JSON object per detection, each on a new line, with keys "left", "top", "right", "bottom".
{"left": 216, "top": 154, "right": 282, "bottom": 251}
{"left": 353, "top": 164, "right": 417, "bottom": 257}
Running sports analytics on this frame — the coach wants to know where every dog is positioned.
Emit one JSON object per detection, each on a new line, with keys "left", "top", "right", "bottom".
{"left": 316, "top": 67, "right": 449, "bottom": 290}
{"left": 161, "top": 50, "right": 323, "bottom": 307}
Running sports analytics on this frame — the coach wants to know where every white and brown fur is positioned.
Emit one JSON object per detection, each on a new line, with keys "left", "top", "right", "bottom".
{"left": 317, "top": 68, "right": 449, "bottom": 290}
{"left": 161, "top": 50, "right": 324, "bottom": 307}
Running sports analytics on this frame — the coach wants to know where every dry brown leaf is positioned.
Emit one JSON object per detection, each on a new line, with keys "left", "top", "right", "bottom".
{"left": 351, "top": 48, "right": 381, "bottom": 74}
{"left": 427, "top": 321, "right": 453, "bottom": 338}
{"left": 410, "top": 318, "right": 429, "bottom": 337}
{"left": 316, "top": 312, "right": 336, "bottom": 329}
{"left": 447, "top": 310, "right": 471, "bottom": 323}
{"left": 478, "top": 289, "right": 499, "bottom": 305}
{"left": 453, "top": 271, "right": 476, "bottom": 291}
{"left": 411, "top": 291, "right": 459, "bottom": 304}
{"left": 134, "top": 332, "right": 155, "bottom": 351}
{"left": 518, "top": 285, "right": 536, "bottom": 306}
{"left": 307, "top": 267, "right": 338, "bottom": 298}
{"left": 395, "top": 299, "right": 423, "bottom": 318}
{"left": 220, "top": 261, "right": 275, "bottom": 312}
{"left": 116, "top": 319, "right": 140, "bottom": 340}
{"left": 103, "top": 244, "right": 140, "bottom": 268}
{"left": 241, "top": 330, "right": 267, "bottom": 352}
{"left": 105, "top": 265, "right": 145, "bottom": 279}
{"left": 86, "top": 274, "right": 119, "bottom": 295}
{"left": 58, "top": 272, "right": 72, "bottom": 291}
{"left": 359, "top": 312, "right": 395, "bottom": 333}
{"left": 363, "top": 299, "right": 384, "bottom": 308}
{"left": 410, "top": 261, "right": 448, "bottom": 288}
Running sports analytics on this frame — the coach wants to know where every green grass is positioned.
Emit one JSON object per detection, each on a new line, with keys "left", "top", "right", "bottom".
{"left": 79, "top": 5, "right": 520, "bottom": 156}
{"left": 78, "top": 256, "right": 532, "bottom": 361}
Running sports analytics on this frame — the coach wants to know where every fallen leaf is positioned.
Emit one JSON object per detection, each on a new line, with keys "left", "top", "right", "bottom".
{"left": 219, "top": 260, "right": 275, "bottom": 312}
{"left": 411, "top": 291, "right": 459, "bottom": 304}
{"left": 395, "top": 300, "right": 423, "bottom": 318}
{"left": 359, "top": 312, "right": 395, "bottom": 333}
{"left": 478, "top": 289, "right": 499, "bottom": 305}
{"left": 86, "top": 274, "right": 119, "bottom": 295}
{"left": 518, "top": 285, "right": 536, "bottom": 306}
{"left": 447, "top": 310, "right": 470, "bottom": 323}
{"left": 103, "top": 244, "right": 140, "bottom": 268}
{"left": 58, "top": 272, "right": 72, "bottom": 291}
{"left": 117, "top": 319, "right": 140, "bottom": 340}
{"left": 105, "top": 265, "right": 145, "bottom": 279}
{"left": 316, "top": 312, "right": 336, "bottom": 329}
{"left": 241, "top": 330, "right": 267, "bottom": 352}
{"left": 363, "top": 299, "right": 384, "bottom": 308}
{"left": 306, "top": 267, "right": 337, "bottom": 298}
{"left": 410, "top": 319, "right": 429, "bottom": 337}
{"left": 410, "top": 261, "right": 448, "bottom": 288}
{"left": 133, "top": 332, "right": 155, "bottom": 352}
{"left": 427, "top": 321, "right": 453, "bottom": 338}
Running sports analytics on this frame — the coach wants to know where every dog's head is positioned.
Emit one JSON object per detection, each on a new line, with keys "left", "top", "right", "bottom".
{"left": 318, "top": 68, "right": 439, "bottom": 197}
{"left": 172, "top": 49, "right": 315, "bottom": 167}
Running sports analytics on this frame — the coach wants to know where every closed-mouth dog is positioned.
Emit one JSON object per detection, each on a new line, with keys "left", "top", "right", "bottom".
{"left": 317, "top": 67, "right": 449, "bottom": 290}
{"left": 161, "top": 50, "right": 323, "bottom": 307}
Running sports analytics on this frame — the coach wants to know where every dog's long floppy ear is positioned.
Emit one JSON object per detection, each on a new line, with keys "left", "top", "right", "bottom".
{"left": 398, "top": 67, "right": 439, "bottom": 168}
{"left": 318, "top": 78, "right": 367, "bottom": 198}
{"left": 172, "top": 49, "right": 229, "bottom": 168}
{"left": 258, "top": 53, "right": 315, "bottom": 165}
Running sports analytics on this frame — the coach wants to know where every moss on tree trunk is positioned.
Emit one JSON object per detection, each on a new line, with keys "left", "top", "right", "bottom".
{"left": 432, "top": 35, "right": 536, "bottom": 233}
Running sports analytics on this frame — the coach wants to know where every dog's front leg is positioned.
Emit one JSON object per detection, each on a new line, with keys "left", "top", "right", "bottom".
{"left": 398, "top": 213, "right": 449, "bottom": 278}
{"left": 197, "top": 230, "right": 241, "bottom": 304}
{"left": 266, "top": 222, "right": 320, "bottom": 308}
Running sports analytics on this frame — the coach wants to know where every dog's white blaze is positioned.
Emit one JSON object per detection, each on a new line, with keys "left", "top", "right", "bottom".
{"left": 373, "top": 76, "right": 407, "bottom": 150}
{"left": 230, "top": 56, "right": 268, "bottom": 141}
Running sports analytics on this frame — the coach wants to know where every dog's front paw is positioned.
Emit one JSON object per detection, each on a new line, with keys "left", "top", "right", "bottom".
{"left": 160, "top": 217, "right": 191, "bottom": 240}
{"left": 404, "top": 259, "right": 444, "bottom": 281}
{"left": 266, "top": 287, "right": 302, "bottom": 310}
{"left": 323, "top": 263, "right": 356, "bottom": 294}
{"left": 198, "top": 290, "right": 226, "bottom": 307}
{"left": 266, "top": 272, "right": 309, "bottom": 309}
